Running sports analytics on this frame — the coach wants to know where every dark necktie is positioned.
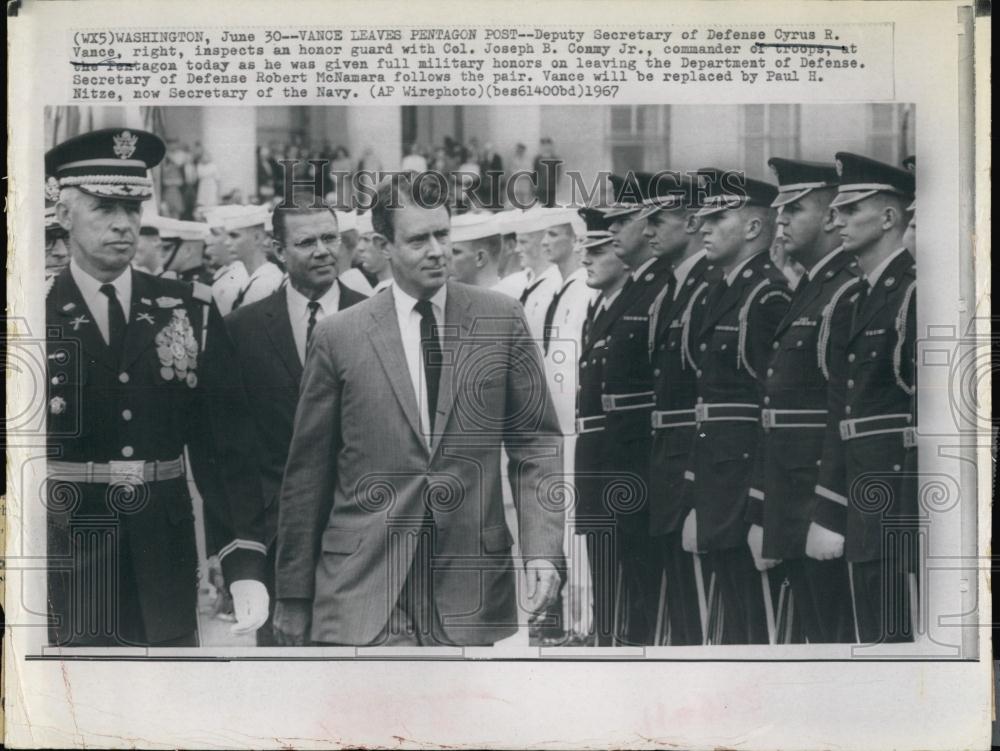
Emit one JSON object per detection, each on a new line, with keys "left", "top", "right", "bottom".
{"left": 519, "top": 276, "right": 546, "bottom": 306}
{"left": 582, "top": 298, "right": 598, "bottom": 349}
{"left": 100, "top": 283, "right": 126, "bottom": 364}
{"left": 231, "top": 277, "right": 255, "bottom": 310}
{"left": 542, "top": 278, "right": 576, "bottom": 355}
{"left": 414, "top": 299, "right": 442, "bottom": 433}
{"left": 306, "top": 300, "right": 321, "bottom": 344}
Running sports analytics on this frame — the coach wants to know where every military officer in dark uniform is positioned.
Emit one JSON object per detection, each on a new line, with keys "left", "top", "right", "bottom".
{"left": 805, "top": 153, "right": 917, "bottom": 643}
{"left": 681, "top": 173, "right": 791, "bottom": 645}
{"left": 45, "top": 128, "right": 269, "bottom": 647}
{"left": 643, "top": 172, "right": 719, "bottom": 645}
{"left": 747, "top": 158, "right": 861, "bottom": 643}
{"left": 597, "top": 173, "right": 675, "bottom": 645}
{"left": 573, "top": 208, "right": 630, "bottom": 646}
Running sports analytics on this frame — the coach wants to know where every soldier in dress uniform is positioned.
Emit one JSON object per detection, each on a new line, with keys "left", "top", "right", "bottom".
{"left": 805, "top": 153, "right": 917, "bottom": 643}
{"left": 643, "top": 171, "right": 719, "bottom": 646}
{"left": 160, "top": 219, "right": 215, "bottom": 286}
{"left": 593, "top": 173, "right": 675, "bottom": 645}
{"left": 747, "top": 158, "right": 861, "bottom": 643}
{"left": 680, "top": 173, "right": 791, "bottom": 645}
{"left": 44, "top": 128, "right": 269, "bottom": 647}
{"left": 572, "top": 208, "right": 631, "bottom": 646}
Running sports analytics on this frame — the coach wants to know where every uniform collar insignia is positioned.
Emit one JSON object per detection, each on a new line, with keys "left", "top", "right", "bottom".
{"left": 884, "top": 276, "right": 895, "bottom": 287}
{"left": 136, "top": 312, "right": 155, "bottom": 324}
{"left": 61, "top": 302, "right": 76, "bottom": 312}
{"left": 69, "top": 315, "right": 90, "bottom": 330}
{"left": 140, "top": 297, "right": 153, "bottom": 306}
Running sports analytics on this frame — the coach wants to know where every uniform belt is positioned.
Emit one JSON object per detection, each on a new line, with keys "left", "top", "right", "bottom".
{"left": 694, "top": 402, "right": 760, "bottom": 424}
{"left": 651, "top": 409, "right": 697, "bottom": 429}
{"left": 761, "top": 408, "right": 828, "bottom": 431}
{"left": 48, "top": 457, "right": 186, "bottom": 484}
{"left": 576, "top": 415, "right": 607, "bottom": 434}
{"left": 839, "top": 413, "right": 912, "bottom": 441}
{"left": 601, "top": 391, "right": 655, "bottom": 412}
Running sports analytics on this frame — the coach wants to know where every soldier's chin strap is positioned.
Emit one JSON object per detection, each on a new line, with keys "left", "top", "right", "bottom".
{"left": 159, "top": 239, "right": 183, "bottom": 276}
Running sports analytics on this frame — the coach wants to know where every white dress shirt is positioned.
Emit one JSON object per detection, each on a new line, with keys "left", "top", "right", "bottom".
{"left": 865, "top": 246, "right": 909, "bottom": 288}
{"left": 392, "top": 282, "right": 447, "bottom": 443}
{"left": 212, "top": 261, "right": 249, "bottom": 316}
{"left": 237, "top": 260, "right": 285, "bottom": 308}
{"left": 286, "top": 282, "right": 341, "bottom": 364}
{"left": 69, "top": 259, "right": 131, "bottom": 345}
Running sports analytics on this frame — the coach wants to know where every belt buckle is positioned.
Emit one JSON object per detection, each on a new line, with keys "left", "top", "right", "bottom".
{"left": 761, "top": 409, "right": 774, "bottom": 431}
{"left": 902, "top": 426, "right": 917, "bottom": 448}
{"left": 839, "top": 420, "right": 853, "bottom": 441}
{"left": 109, "top": 460, "right": 144, "bottom": 486}
{"left": 694, "top": 403, "right": 708, "bottom": 423}
{"left": 601, "top": 394, "right": 614, "bottom": 412}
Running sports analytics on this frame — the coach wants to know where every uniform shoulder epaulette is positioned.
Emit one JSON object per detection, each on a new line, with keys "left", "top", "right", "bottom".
{"left": 191, "top": 281, "right": 213, "bottom": 304}
{"left": 738, "top": 280, "right": 790, "bottom": 378}
{"left": 817, "top": 276, "right": 867, "bottom": 380}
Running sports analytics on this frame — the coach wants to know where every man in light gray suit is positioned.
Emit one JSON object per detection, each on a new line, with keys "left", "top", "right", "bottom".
{"left": 274, "top": 174, "right": 566, "bottom": 646}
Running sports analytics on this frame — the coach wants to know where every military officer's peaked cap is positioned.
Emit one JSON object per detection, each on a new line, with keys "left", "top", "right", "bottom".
{"left": 695, "top": 168, "right": 779, "bottom": 217}
{"left": 45, "top": 128, "right": 166, "bottom": 202}
{"left": 602, "top": 171, "right": 658, "bottom": 218}
{"left": 767, "top": 158, "right": 839, "bottom": 208}
{"left": 637, "top": 171, "right": 702, "bottom": 219}
{"left": 577, "top": 206, "right": 615, "bottom": 249}
{"left": 829, "top": 152, "right": 915, "bottom": 208}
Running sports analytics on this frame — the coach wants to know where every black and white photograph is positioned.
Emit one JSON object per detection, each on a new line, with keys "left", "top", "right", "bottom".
{"left": 4, "top": 1, "right": 990, "bottom": 749}
{"left": 39, "top": 101, "right": 923, "bottom": 650}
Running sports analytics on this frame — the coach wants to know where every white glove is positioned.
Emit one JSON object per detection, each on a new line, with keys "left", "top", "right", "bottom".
{"left": 681, "top": 510, "right": 699, "bottom": 553}
{"left": 746, "top": 524, "right": 781, "bottom": 571}
{"left": 229, "top": 579, "right": 270, "bottom": 635}
{"left": 805, "top": 522, "right": 845, "bottom": 561}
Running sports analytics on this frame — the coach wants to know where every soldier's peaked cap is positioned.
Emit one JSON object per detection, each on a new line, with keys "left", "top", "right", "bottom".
{"left": 637, "top": 171, "right": 703, "bottom": 219}
{"left": 767, "top": 158, "right": 839, "bottom": 208}
{"left": 46, "top": 128, "right": 166, "bottom": 202}
{"left": 830, "top": 152, "right": 915, "bottom": 208}
{"left": 696, "top": 169, "right": 778, "bottom": 217}
{"left": 577, "top": 206, "right": 615, "bottom": 249}
{"left": 602, "top": 172, "right": 658, "bottom": 218}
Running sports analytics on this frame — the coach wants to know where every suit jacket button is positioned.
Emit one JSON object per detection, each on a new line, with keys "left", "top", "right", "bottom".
{"left": 121, "top": 409, "right": 133, "bottom": 421}
{"left": 700, "top": 343, "right": 707, "bottom": 351}
{"left": 653, "top": 368, "right": 661, "bottom": 376}
{"left": 845, "top": 406, "right": 852, "bottom": 415}
{"left": 847, "top": 379, "right": 855, "bottom": 388}
{"left": 121, "top": 446, "right": 134, "bottom": 458}
{"left": 848, "top": 353, "right": 856, "bottom": 362}
{"left": 119, "top": 372, "right": 130, "bottom": 384}
{"left": 763, "top": 396, "right": 771, "bottom": 405}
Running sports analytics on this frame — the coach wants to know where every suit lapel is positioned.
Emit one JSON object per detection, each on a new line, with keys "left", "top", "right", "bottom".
{"left": 264, "top": 287, "right": 304, "bottom": 382}
{"left": 366, "top": 290, "right": 425, "bottom": 449}
{"left": 50, "top": 267, "right": 117, "bottom": 371}
{"left": 432, "top": 282, "right": 474, "bottom": 454}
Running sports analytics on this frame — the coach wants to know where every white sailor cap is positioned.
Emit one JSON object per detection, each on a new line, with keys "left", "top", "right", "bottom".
{"left": 203, "top": 204, "right": 270, "bottom": 233}
{"left": 335, "top": 210, "right": 358, "bottom": 233}
{"left": 451, "top": 211, "right": 501, "bottom": 243}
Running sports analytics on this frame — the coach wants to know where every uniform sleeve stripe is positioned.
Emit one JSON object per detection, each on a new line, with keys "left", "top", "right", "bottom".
{"left": 218, "top": 539, "right": 268, "bottom": 559}
{"left": 816, "top": 485, "right": 848, "bottom": 507}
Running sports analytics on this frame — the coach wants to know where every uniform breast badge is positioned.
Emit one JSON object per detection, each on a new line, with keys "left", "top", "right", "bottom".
{"left": 155, "top": 309, "right": 199, "bottom": 386}
{"left": 49, "top": 396, "right": 66, "bottom": 415}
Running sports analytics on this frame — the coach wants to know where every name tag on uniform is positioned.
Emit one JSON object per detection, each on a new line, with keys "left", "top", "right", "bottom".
{"left": 865, "top": 328, "right": 887, "bottom": 336}
{"left": 792, "top": 317, "right": 817, "bottom": 327}
{"left": 623, "top": 315, "right": 649, "bottom": 322}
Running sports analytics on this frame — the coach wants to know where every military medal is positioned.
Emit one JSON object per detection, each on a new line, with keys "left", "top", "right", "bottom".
{"left": 156, "top": 308, "right": 199, "bottom": 384}
{"left": 160, "top": 366, "right": 175, "bottom": 380}
{"left": 185, "top": 372, "right": 198, "bottom": 388}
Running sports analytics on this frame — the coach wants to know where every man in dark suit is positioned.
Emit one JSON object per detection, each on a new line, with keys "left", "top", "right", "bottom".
{"left": 273, "top": 173, "right": 565, "bottom": 647}
{"left": 806, "top": 153, "right": 917, "bottom": 643}
{"left": 747, "top": 158, "right": 862, "bottom": 643}
{"left": 226, "top": 205, "right": 368, "bottom": 644}
{"left": 643, "top": 172, "right": 719, "bottom": 646}
{"left": 45, "top": 128, "right": 269, "bottom": 647}
{"left": 681, "top": 174, "right": 791, "bottom": 644}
